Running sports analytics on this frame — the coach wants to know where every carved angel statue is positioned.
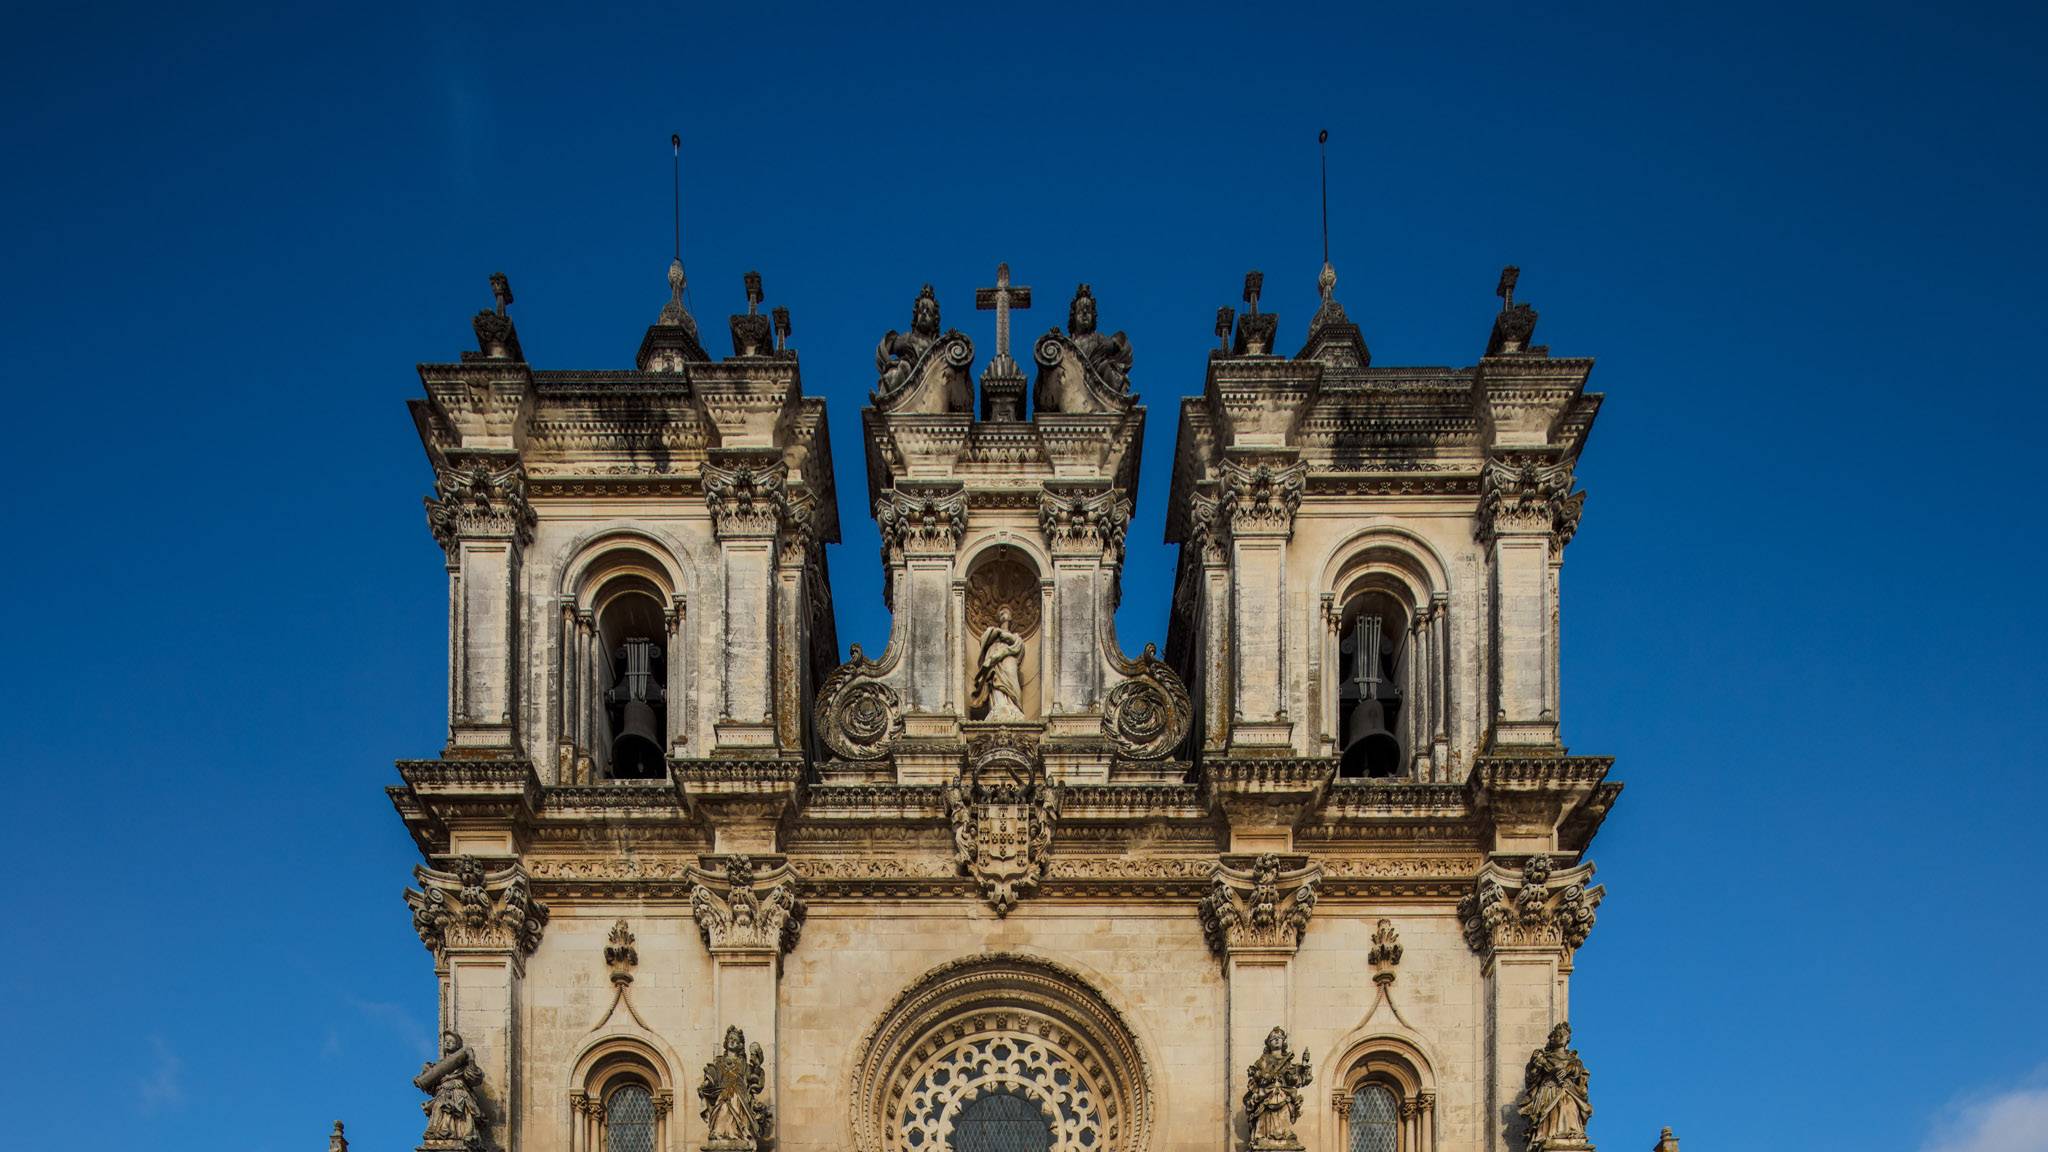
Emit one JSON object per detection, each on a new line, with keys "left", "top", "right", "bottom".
{"left": 699, "top": 1025, "right": 772, "bottom": 1150}
{"left": 1518, "top": 1022, "right": 1594, "bottom": 1150}
{"left": 1068, "top": 283, "right": 1133, "bottom": 388}
{"left": 969, "top": 607, "right": 1027, "bottom": 721}
{"left": 413, "top": 1030, "right": 487, "bottom": 1149}
{"left": 875, "top": 283, "right": 941, "bottom": 393}
{"left": 1242, "top": 1026, "right": 1313, "bottom": 1151}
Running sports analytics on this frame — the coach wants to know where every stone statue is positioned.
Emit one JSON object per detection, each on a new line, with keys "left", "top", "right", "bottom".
{"left": 969, "top": 606, "right": 1026, "bottom": 721}
{"left": 1242, "top": 1026, "right": 1312, "bottom": 1150}
{"left": 875, "top": 284, "right": 941, "bottom": 394}
{"left": 1068, "top": 283, "right": 1133, "bottom": 389}
{"left": 1518, "top": 1022, "right": 1594, "bottom": 1150}
{"left": 699, "top": 1025, "right": 771, "bottom": 1151}
{"left": 413, "top": 1030, "right": 487, "bottom": 1150}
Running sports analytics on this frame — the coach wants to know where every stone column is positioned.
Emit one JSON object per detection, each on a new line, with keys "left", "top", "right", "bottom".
{"left": 1189, "top": 494, "right": 1234, "bottom": 754}
{"left": 1430, "top": 593, "right": 1451, "bottom": 777}
{"left": 1039, "top": 488, "right": 1129, "bottom": 720}
{"left": 876, "top": 487, "right": 966, "bottom": 716}
{"left": 427, "top": 459, "right": 536, "bottom": 757}
{"left": 1219, "top": 459, "right": 1304, "bottom": 751}
{"left": 556, "top": 600, "right": 577, "bottom": 780}
{"left": 704, "top": 458, "right": 788, "bottom": 750}
{"left": 1477, "top": 458, "right": 1581, "bottom": 751}
{"left": 665, "top": 601, "right": 687, "bottom": 752}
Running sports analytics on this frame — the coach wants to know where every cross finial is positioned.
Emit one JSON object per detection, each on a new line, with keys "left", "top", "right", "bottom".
{"left": 975, "top": 261, "right": 1034, "bottom": 366}
{"left": 1497, "top": 265, "right": 1519, "bottom": 310}
{"left": 489, "top": 272, "right": 513, "bottom": 316}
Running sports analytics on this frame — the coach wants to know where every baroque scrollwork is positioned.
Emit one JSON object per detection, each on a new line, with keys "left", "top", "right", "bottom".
{"left": 1455, "top": 854, "right": 1604, "bottom": 960}
{"left": 1219, "top": 459, "right": 1306, "bottom": 535}
{"left": 1102, "top": 638, "right": 1193, "bottom": 761}
{"left": 689, "top": 855, "right": 804, "bottom": 953}
{"left": 405, "top": 856, "right": 549, "bottom": 960}
{"left": 944, "top": 742, "right": 1060, "bottom": 916}
{"left": 815, "top": 642, "right": 902, "bottom": 761}
{"left": 425, "top": 460, "right": 536, "bottom": 556}
{"left": 1197, "top": 853, "right": 1321, "bottom": 955}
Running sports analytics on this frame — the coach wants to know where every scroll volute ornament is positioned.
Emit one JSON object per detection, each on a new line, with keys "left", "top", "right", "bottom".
{"left": 815, "top": 642, "right": 902, "bottom": 762}
{"left": 405, "top": 855, "right": 549, "bottom": 960}
{"left": 1102, "top": 637, "right": 1193, "bottom": 761}
{"left": 1198, "top": 853, "right": 1320, "bottom": 955}
{"left": 1456, "top": 854, "right": 1603, "bottom": 960}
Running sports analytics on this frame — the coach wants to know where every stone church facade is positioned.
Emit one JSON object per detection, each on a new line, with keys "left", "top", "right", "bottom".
{"left": 387, "top": 255, "right": 1642, "bottom": 1152}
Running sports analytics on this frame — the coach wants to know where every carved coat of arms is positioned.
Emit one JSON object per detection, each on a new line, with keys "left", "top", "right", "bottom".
{"left": 945, "top": 738, "right": 1059, "bottom": 916}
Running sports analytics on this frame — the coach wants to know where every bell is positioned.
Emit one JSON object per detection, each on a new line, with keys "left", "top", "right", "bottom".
{"left": 1342, "top": 696, "right": 1403, "bottom": 779}
{"left": 610, "top": 698, "right": 664, "bottom": 779}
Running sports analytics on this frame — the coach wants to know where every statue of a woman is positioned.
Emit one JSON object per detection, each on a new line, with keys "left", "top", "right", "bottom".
{"left": 413, "top": 1031, "right": 486, "bottom": 1148}
{"left": 1242, "top": 1026, "right": 1312, "bottom": 1150}
{"left": 699, "top": 1025, "right": 771, "bottom": 1150}
{"left": 969, "top": 607, "right": 1026, "bottom": 721}
{"left": 1518, "top": 1022, "right": 1593, "bottom": 1150}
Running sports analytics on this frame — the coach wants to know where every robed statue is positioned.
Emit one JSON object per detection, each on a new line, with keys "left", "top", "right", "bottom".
{"left": 699, "top": 1025, "right": 772, "bottom": 1151}
{"left": 875, "top": 284, "right": 942, "bottom": 395}
{"left": 1519, "top": 1022, "right": 1594, "bottom": 1150}
{"left": 414, "top": 1030, "right": 487, "bottom": 1150}
{"left": 969, "top": 607, "right": 1026, "bottom": 721}
{"left": 1068, "top": 283, "right": 1133, "bottom": 390}
{"left": 1242, "top": 1026, "right": 1312, "bottom": 1150}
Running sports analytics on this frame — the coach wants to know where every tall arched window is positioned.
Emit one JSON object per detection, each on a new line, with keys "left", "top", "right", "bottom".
{"left": 606, "top": 1082, "right": 656, "bottom": 1152}
{"left": 1347, "top": 1083, "right": 1398, "bottom": 1152}
{"left": 1337, "top": 591, "right": 1408, "bottom": 778}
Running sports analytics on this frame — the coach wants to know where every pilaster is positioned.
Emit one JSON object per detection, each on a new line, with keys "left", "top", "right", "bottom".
{"left": 1197, "top": 852, "right": 1321, "bottom": 1151}
{"left": 1219, "top": 458, "right": 1305, "bottom": 751}
{"left": 704, "top": 456, "right": 789, "bottom": 750}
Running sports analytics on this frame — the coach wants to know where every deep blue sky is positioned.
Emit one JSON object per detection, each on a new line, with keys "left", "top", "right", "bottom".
{"left": 3, "top": 3, "right": 2044, "bottom": 1150}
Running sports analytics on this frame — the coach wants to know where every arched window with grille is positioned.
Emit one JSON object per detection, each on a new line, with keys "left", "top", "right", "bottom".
{"left": 1346, "top": 1083, "right": 1399, "bottom": 1152}
{"left": 606, "top": 1082, "right": 656, "bottom": 1152}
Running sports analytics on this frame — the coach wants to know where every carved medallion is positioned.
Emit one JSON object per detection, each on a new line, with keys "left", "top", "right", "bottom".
{"left": 945, "top": 738, "right": 1059, "bottom": 916}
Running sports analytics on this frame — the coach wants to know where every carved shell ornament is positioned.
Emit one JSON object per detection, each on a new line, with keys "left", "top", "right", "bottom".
{"left": 966, "top": 551, "right": 1041, "bottom": 639}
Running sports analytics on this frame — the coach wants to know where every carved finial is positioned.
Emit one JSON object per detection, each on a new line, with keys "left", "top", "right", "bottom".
{"left": 660, "top": 258, "right": 696, "bottom": 330}
{"left": 605, "top": 919, "right": 638, "bottom": 985}
{"left": 472, "top": 273, "right": 524, "bottom": 360}
{"left": 744, "top": 271, "right": 763, "bottom": 315}
{"left": 1497, "top": 265, "right": 1520, "bottom": 309}
{"left": 1318, "top": 261, "right": 1337, "bottom": 302}
{"left": 489, "top": 272, "right": 513, "bottom": 316}
{"left": 976, "top": 261, "right": 1033, "bottom": 365}
{"left": 1486, "top": 265, "right": 1538, "bottom": 356}
{"left": 1216, "top": 305, "right": 1236, "bottom": 350}
{"left": 1654, "top": 1128, "right": 1680, "bottom": 1152}
{"left": 329, "top": 1121, "right": 348, "bottom": 1152}
{"left": 1243, "top": 270, "right": 1264, "bottom": 313}
{"left": 1233, "top": 271, "right": 1278, "bottom": 356}
{"left": 772, "top": 305, "right": 791, "bottom": 351}
{"left": 1368, "top": 918, "right": 1403, "bottom": 985}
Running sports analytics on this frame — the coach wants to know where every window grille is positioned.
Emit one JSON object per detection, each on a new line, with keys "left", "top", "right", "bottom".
{"left": 1348, "top": 1083, "right": 1399, "bottom": 1152}
{"left": 607, "top": 1084, "right": 656, "bottom": 1152}
{"left": 949, "top": 1090, "right": 1054, "bottom": 1152}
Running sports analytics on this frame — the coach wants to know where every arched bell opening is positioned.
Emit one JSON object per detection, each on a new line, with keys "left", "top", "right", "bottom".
{"left": 596, "top": 580, "right": 669, "bottom": 780}
{"left": 1337, "top": 590, "right": 1407, "bottom": 780}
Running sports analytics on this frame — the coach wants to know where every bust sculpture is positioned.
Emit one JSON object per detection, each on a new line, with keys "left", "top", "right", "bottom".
{"left": 874, "top": 284, "right": 941, "bottom": 394}
{"left": 1242, "top": 1026, "right": 1312, "bottom": 1150}
{"left": 699, "top": 1025, "right": 771, "bottom": 1151}
{"left": 1518, "top": 1022, "right": 1594, "bottom": 1150}
{"left": 970, "top": 606, "right": 1026, "bottom": 721}
{"left": 413, "top": 1030, "right": 486, "bottom": 1150}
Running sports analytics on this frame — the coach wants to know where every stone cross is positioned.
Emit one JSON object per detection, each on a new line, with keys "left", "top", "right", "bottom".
{"left": 975, "top": 262, "right": 1033, "bottom": 365}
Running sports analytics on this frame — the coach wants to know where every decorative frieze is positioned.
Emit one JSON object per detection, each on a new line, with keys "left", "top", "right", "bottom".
{"left": 701, "top": 460, "right": 789, "bottom": 538}
{"left": 1455, "top": 854, "right": 1603, "bottom": 960}
{"left": 688, "top": 855, "right": 804, "bottom": 954}
{"left": 1197, "top": 853, "right": 1321, "bottom": 955}
{"left": 424, "top": 460, "right": 536, "bottom": 557}
{"left": 404, "top": 855, "right": 549, "bottom": 960}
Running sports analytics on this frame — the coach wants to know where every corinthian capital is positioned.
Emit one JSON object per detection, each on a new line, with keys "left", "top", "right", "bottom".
{"left": 404, "top": 855, "right": 549, "bottom": 962}
{"left": 1039, "top": 487, "right": 1132, "bottom": 559}
{"left": 424, "top": 458, "right": 536, "bottom": 557}
{"left": 1455, "top": 854, "right": 1603, "bottom": 961}
{"left": 689, "top": 855, "right": 805, "bottom": 954}
{"left": 1219, "top": 459, "right": 1306, "bottom": 537}
{"left": 875, "top": 486, "right": 967, "bottom": 560}
{"left": 702, "top": 460, "right": 790, "bottom": 539}
{"left": 1476, "top": 456, "right": 1584, "bottom": 549}
{"left": 1197, "top": 852, "right": 1320, "bottom": 956}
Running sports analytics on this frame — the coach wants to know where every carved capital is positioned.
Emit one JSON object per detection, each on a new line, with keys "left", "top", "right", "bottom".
{"left": 1455, "top": 854, "right": 1604, "bottom": 961}
{"left": 875, "top": 487, "right": 966, "bottom": 559}
{"left": 1219, "top": 459, "right": 1306, "bottom": 537}
{"left": 424, "top": 459, "right": 536, "bottom": 557}
{"left": 689, "top": 855, "right": 804, "bottom": 954}
{"left": 1186, "top": 493, "right": 1228, "bottom": 564}
{"left": 1476, "top": 456, "right": 1584, "bottom": 549}
{"left": 404, "top": 855, "right": 549, "bottom": 962}
{"left": 1039, "top": 488, "right": 1132, "bottom": 560}
{"left": 1197, "top": 853, "right": 1320, "bottom": 956}
{"left": 702, "top": 460, "right": 790, "bottom": 539}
